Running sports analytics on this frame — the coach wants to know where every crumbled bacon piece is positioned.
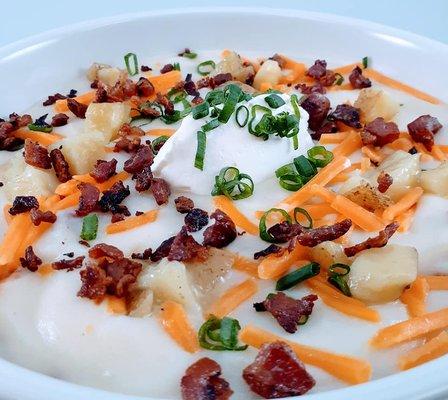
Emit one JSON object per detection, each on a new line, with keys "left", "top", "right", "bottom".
{"left": 140, "top": 65, "right": 151, "bottom": 72}
{"left": 377, "top": 171, "right": 393, "bottom": 193}
{"left": 136, "top": 77, "right": 154, "bottom": 97}
{"left": 181, "top": 357, "right": 233, "bottom": 400}
{"left": 184, "top": 208, "right": 209, "bottom": 232}
{"left": 67, "top": 98, "right": 88, "bottom": 118}
{"left": 101, "top": 257, "right": 142, "bottom": 297}
{"left": 52, "top": 256, "right": 85, "bottom": 271}
{"left": 295, "top": 82, "right": 326, "bottom": 94}
{"left": 349, "top": 66, "right": 372, "bottom": 89}
{"left": 328, "top": 104, "right": 362, "bottom": 129}
{"left": 196, "top": 73, "right": 233, "bottom": 89}
{"left": 43, "top": 93, "right": 66, "bottom": 106}
{"left": 361, "top": 117, "right": 400, "bottom": 147}
{"left": 75, "top": 183, "right": 99, "bottom": 217}
{"left": 134, "top": 165, "right": 153, "bottom": 192}
{"left": 300, "top": 93, "right": 331, "bottom": 131}
{"left": 294, "top": 219, "right": 352, "bottom": 247}
{"left": 156, "top": 93, "right": 175, "bottom": 115}
{"left": 51, "top": 113, "right": 69, "bottom": 127}
{"left": 131, "top": 248, "right": 152, "bottom": 260}
{"left": 151, "top": 236, "right": 175, "bottom": 262}
{"left": 114, "top": 136, "right": 141, "bottom": 153}
{"left": 175, "top": 196, "right": 195, "bottom": 213}
{"left": 111, "top": 213, "right": 126, "bottom": 223}
{"left": 312, "top": 120, "right": 338, "bottom": 140}
{"left": 184, "top": 79, "right": 200, "bottom": 97}
{"left": 160, "top": 64, "right": 174, "bottom": 74}
{"left": 191, "top": 96, "right": 203, "bottom": 105}
{"left": 254, "top": 244, "right": 282, "bottom": 260}
{"left": 30, "top": 208, "right": 57, "bottom": 226}
{"left": 344, "top": 222, "right": 399, "bottom": 257}
{"left": 20, "top": 246, "right": 42, "bottom": 272}
{"left": 168, "top": 227, "right": 208, "bottom": 262}
{"left": 254, "top": 293, "right": 318, "bottom": 333}
{"left": 90, "top": 159, "right": 117, "bottom": 183}
{"left": 9, "top": 196, "right": 39, "bottom": 215}
{"left": 50, "top": 148, "right": 72, "bottom": 183}
{"left": 98, "top": 181, "right": 130, "bottom": 213}
{"left": 407, "top": 114, "right": 442, "bottom": 151}
{"left": 9, "top": 113, "right": 33, "bottom": 128}
{"left": 243, "top": 342, "right": 315, "bottom": 398}
{"left": 89, "top": 243, "right": 124, "bottom": 260}
{"left": 267, "top": 222, "right": 303, "bottom": 243}
{"left": 78, "top": 264, "right": 112, "bottom": 299}
{"left": 306, "top": 59, "right": 336, "bottom": 86}
{"left": 151, "top": 178, "right": 171, "bottom": 205}
{"left": 24, "top": 140, "right": 52, "bottom": 169}
{"left": 123, "top": 145, "right": 153, "bottom": 174}
{"left": 107, "top": 79, "right": 138, "bottom": 102}
{"left": 203, "top": 210, "right": 237, "bottom": 248}
{"left": 117, "top": 123, "right": 145, "bottom": 138}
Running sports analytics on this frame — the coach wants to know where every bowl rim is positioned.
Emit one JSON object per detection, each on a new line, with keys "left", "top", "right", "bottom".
{"left": 0, "top": 7, "right": 447, "bottom": 400}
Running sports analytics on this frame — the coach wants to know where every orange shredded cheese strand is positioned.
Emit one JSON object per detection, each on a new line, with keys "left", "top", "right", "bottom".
{"left": 278, "top": 56, "right": 307, "bottom": 84}
{"left": 396, "top": 206, "right": 416, "bottom": 233}
{"left": 146, "top": 128, "right": 176, "bottom": 137}
{"left": 319, "top": 132, "right": 347, "bottom": 144}
{"left": 361, "top": 145, "right": 384, "bottom": 163}
{"left": 14, "top": 129, "right": 63, "bottom": 146}
{"left": 54, "top": 90, "right": 95, "bottom": 112}
{"left": 240, "top": 325, "right": 372, "bottom": 384}
{"left": 146, "top": 70, "right": 182, "bottom": 96}
{"left": 424, "top": 276, "right": 448, "bottom": 291}
{"left": 258, "top": 245, "right": 309, "bottom": 280}
{"left": 387, "top": 137, "right": 414, "bottom": 152}
{"left": 431, "top": 145, "right": 447, "bottom": 161}
{"left": 159, "top": 300, "right": 199, "bottom": 353}
{"left": 106, "top": 210, "right": 158, "bottom": 234}
{"left": 55, "top": 179, "right": 79, "bottom": 196}
{"left": 382, "top": 187, "right": 423, "bottom": 222}
{"left": 332, "top": 131, "right": 362, "bottom": 157}
{"left": 232, "top": 255, "right": 259, "bottom": 278}
{"left": 400, "top": 277, "right": 429, "bottom": 317}
{"left": 37, "top": 264, "right": 54, "bottom": 277}
{"left": 259, "top": 82, "right": 273, "bottom": 92}
{"left": 207, "top": 279, "right": 258, "bottom": 318}
{"left": 0, "top": 212, "right": 30, "bottom": 269}
{"left": 213, "top": 196, "right": 258, "bottom": 235}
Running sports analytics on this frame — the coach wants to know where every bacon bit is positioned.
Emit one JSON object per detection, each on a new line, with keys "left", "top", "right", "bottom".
{"left": 114, "top": 136, "right": 141, "bottom": 153}
{"left": 313, "top": 121, "right": 338, "bottom": 140}
{"left": 136, "top": 77, "right": 154, "bottom": 97}
{"left": 111, "top": 213, "right": 125, "bottom": 223}
{"left": 123, "top": 145, "right": 154, "bottom": 174}
{"left": 98, "top": 181, "right": 130, "bottom": 213}
{"left": 175, "top": 196, "right": 195, "bottom": 214}
{"left": 24, "top": 140, "right": 52, "bottom": 169}
{"left": 9, "top": 196, "right": 38, "bottom": 215}
{"left": 151, "top": 236, "right": 175, "bottom": 262}
{"left": 197, "top": 73, "right": 233, "bottom": 89}
{"left": 30, "top": 208, "right": 57, "bottom": 226}
{"left": 328, "top": 104, "right": 362, "bottom": 129}
{"left": 0, "top": 120, "right": 22, "bottom": 151}
{"left": 107, "top": 79, "right": 138, "bottom": 103}
{"left": 90, "top": 159, "right": 117, "bottom": 183}
{"left": 361, "top": 117, "right": 400, "bottom": 147}
{"left": 293, "top": 219, "right": 352, "bottom": 248}
{"left": 20, "top": 246, "right": 42, "bottom": 272}
{"left": 117, "top": 123, "right": 145, "bottom": 138}
{"left": 267, "top": 222, "right": 303, "bottom": 243}
{"left": 184, "top": 208, "right": 209, "bottom": 232}
{"left": 79, "top": 240, "right": 90, "bottom": 247}
{"left": 134, "top": 165, "right": 153, "bottom": 192}
{"left": 93, "top": 84, "right": 108, "bottom": 103}
{"left": 181, "top": 357, "right": 233, "bottom": 400}
{"left": 156, "top": 93, "right": 175, "bottom": 115}
{"left": 306, "top": 59, "right": 336, "bottom": 86}
{"left": 140, "top": 65, "right": 151, "bottom": 72}
{"left": 300, "top": 93, "right": 330, "bottom": 131}
{"left": 377, "top": 171, "right": 393, "bottom": 193}
{"left": 254, "top": 293, "right": 318, "bottom": 334}
{"left": 151, "top": 177, "right": 171, "bottom": 205}
{"left": 184, "top": 78, "right": 200, "bottom": 98}
{"left": 89, "top": 243, "right": 124, "bottom": 260}
{"left": 407, "top": 115, "right": 443, "bottom": 151}
{"left": 52, "top": 256, "right": 85, "bottom": 271}
{"left": 349, "top": 66, "right": 372, "bottom": 89}
{"left": 254, "top": 244, "right": 282, "bottom": 260}
{"left": 295, "top": 82, "right": 326, "bottom": 94}
{"left": 67, "top": 98, "right": 88, "bottom": 118}
{"left": 242, "top": 341, "right": 316, "bottom": 398}
{"left": 160, "top": 64, "right": 174, "bottom": 74}
{"left": 344, "top": 222, "right": 399, "bottom": 257}
{"left": 78, "top": 264, "right": 112, "bottom": 299}
{"left": 203, "top": 209, "right": 237, "bottom": 248}
{"left": 75, "top": 183, "right": 100, "bottom": 217}
{"left": 50, "top": 148, "right": 72, "bottom": 183}
{"left": 167, "top": 227, "right": 208, "bottom": 262}
{"left": 191, "top": 96, "right": 203, "bottom": 105}
{"left": 43, "top": 93, "right": 67, "bottom": 106}
{"left": 131, "top": 248, "right": 152, "bottom": 260}
{"left": 100, "top": 257, "right": 142, "bottom": 297}
{"left": 9, "top": 113, "right": 33, "bottom": 128}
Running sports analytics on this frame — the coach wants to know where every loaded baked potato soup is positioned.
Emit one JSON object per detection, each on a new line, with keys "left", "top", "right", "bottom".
{"left": 0, "top": 49, "right": 447, "bottom": 399}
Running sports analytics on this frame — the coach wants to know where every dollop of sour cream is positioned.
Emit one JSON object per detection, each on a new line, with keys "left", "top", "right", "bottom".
{"left": 152, "top": 93, "right": 313, "bottom": 195}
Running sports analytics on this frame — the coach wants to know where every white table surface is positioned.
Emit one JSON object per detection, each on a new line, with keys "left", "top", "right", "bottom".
{"left": 1, "top": 0, "right": 447, "bottom": 48}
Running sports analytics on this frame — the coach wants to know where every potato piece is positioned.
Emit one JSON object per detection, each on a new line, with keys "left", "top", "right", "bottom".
{"left": 86, "top": 62, "right": 111, "bottom": 82}
{"left": 97, "top": 67, "right": 127, "bottom": 86}
{"left": 365, "top": 150, "right": 421, "bottom": 201}
{"left": 420, "top": 162, "right": 448, "bottom": 196}
{"left": 253, "top": 59, "right": 282, "bottom": 90}
{"left": 50, "top": 131, "right": 107, "bottom": 174}
{"left": 354, "top": 88, "right": 400, "bottom": 122}
{"left": 348, "top": 245, "right": 418, "bottom": 304}
{"left": 2, "top": 155, "right": 59, "bottom": 201}
{"left": 311, "top": 241, "right": 350, "bottom": 269}
{"left": 215, "top": 51, "right": 254, "bottom": 84}
{"left": 128, "top": 289, "right": 154, "bottom": 318}
{"left": 85, "top": 102, "right": 131, "bottom": 141}
{"left": 344, "top": 182, "right": 393, "bottom": 212}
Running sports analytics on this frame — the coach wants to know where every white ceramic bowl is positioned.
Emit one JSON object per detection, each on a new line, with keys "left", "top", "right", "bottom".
{"left": 0, "top": 7, "right": 447, "bottom": 400}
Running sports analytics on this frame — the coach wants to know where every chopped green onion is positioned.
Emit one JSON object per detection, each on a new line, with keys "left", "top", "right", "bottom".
{"left": 197, "top": 60, "right": 216, "bottom": 76}
{"left": 276, "top": 262, "right": 320, "bottom": 291}
{"left": 192, "top": 102, "right": 209, "bottom": 119}
{"left": 290, "top": 94, "right": 302, "bottom": 117}
{"left": 275, "top": 163, "right": 296, "bottom": 178}
{"left": 292, "top": 134, "right": 299, "bottom": 150}
{"left": 124, "top": 52, "right": 138, "bottom": 76}
{"left": 202, "top": 118, "right": 220, "bottom": 132}
{"left": 293, "top": 207, "right": 313, "bottom": 229}
{"left": 167, "top": 88, "right": 187, "bottom": 103}
{"left": 328, "top": 263, "right": 351, "bottom": 296}
{"left": 307, "top": 146, "right": 334, "bottom": 167}
{"left": 293, "top": 155, "right": 317, "bottom": 181}
{"left": 259, "top": 208, "right": 292, "bottom": 242}
{"left": 279, "top": 173, "right": 304, "bottom": 191}
{"left": 235, "top": 105, "right": 249, "bottom": 127}
{"left": 362, "top": 56, "right": 369, "bottom": 69}
{"left": 179, "top": 49, "right": 197, "bottom": 59}
{"left": 334, "top": 73, "right": 344, "bottom": 85}
{"left": 173, "top": 62, "right": 181, "bottom": 71}
{"left": 329, "top": 263, "right": 350, "bottom": 276}
{"left": 265, "top": 93, "right": 286, "bottom": 109}
{"left": 28, "top": 114, "right": 52, "bottom": 133}
{"left": 248, "top": 105, "right": 272, "bottom": 139}
{"left": 194, "top": 131, "right": 206, "bottom": 170}
{"left": 198, "top": 316, "right": 247, "bottom": 351}
{"left": 218, "top": 84, "right": 242, "bottom": 123}
{"left": 205, "top": 89, "right": 225, "bottom": 106}
{"left": 211, "top": 166, "right": 254, "bottom": 200}
{"left": 151, "top": 135, "right": 169, "bottom": 155}
{"left": 161, "top": 99, "right": 191, "bottom": 124}
{"left": 80, "top": 214, "right": 99, "bottom": 241}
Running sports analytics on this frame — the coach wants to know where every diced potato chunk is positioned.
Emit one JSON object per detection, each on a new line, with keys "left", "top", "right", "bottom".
{"left": 311, "top": 241, "right": 350, "bottom": 269}
{"left": 253, "top": 59, "right": 282, "bottom": 90}
{"left": 97, "top": 67, "right": 127, "bottom": 86}
{"left": 128, "top": 289, "right": 154, "bottom": 318}
{"left": 50, "top": 131, "right": 107, "bottom": 175}
{"left": 85, "top": 102, "right": 131, "bottom": 141}
{"left": 215, "top": 51, "right": 254, "bottom": 84}
{"left": 420, "top": 162, "right": 448, "bottom": 196}
{"left": 354, "top": 88, "right": 400, "bottom": 122}
{"left": 344, "top": 182, "right": 393, "bottom": 212}
{"left": 348, "top": 245, "right": 418, "bottom": 304}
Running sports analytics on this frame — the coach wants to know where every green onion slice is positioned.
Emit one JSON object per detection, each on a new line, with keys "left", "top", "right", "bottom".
{"left": 173, "top": 62, "right": 181, "bottom": 71}
{"left": 334, "top": 73, "right": 344, "bottom": 85}
{"left": 198, "top": 316, "right": 247, "bottom": 351}
{"left": 192, "top": 102, "right": 210, "bottom": 119}
{"left": 265, "top": 93, "right": 286, "bottom": 109}
{"left": 205, "top": 89, "right": 225, "bottom": 106}
{"left": 218, "top": 84, "right": 242, "bottom": 123}
{"left": 151, "top": 135, "right": 169, "bottom": 155}
{"left": 293, "top": 155, "right": 317, "bottom": 181}
{"left": 328, "top": 263, "right": 351, "bottom": 296}
{"left": 80, "top": 214, "right": 99, "bottom": 241}
{"left": 279, "top": 173, "right": 303, "bottom": 191}
{"left": 194, "top": 131, "right": 207, "bottom": 170}
{"left": 293, "top": 207, "right": 313, "bottom": 229}
{"left": 275, "top": 163, "right": 296, "bottom": 178}
{"left": 276, "top": 262, "right": 321, "bottom": 291}
{"left": 259, "top": 208, "right": 292, "bottom": 243}
{"left": 248, "top": 105, "right": 272, "bottom": 139}
{"left": 211, "top": 166, "right": 254, "bottom": 200}
{"left": 161, "top": 99, "right": 191, "bottom": 124}
{"left": 197, "top": 60, "right": 216, "bottom": 76}
{"left": 307, "top": 146, "right": 334, "bottom": 168}
{"left": 329, "top": 263, "right": 350, "bottom": 276}
{"left": 124, "top": 52, "right": 138, "bottom": 76}
{"left": 28, "top": 114, "right": 52, "bottom": 133}
{"left": 362, "top": 56, "right": 369, "bottom": 69}
{"left": 202, "top": 118, "right": 220, "bottom": 132}
{"left": 235, "top": 105, "right": 249, "bottom": 127}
